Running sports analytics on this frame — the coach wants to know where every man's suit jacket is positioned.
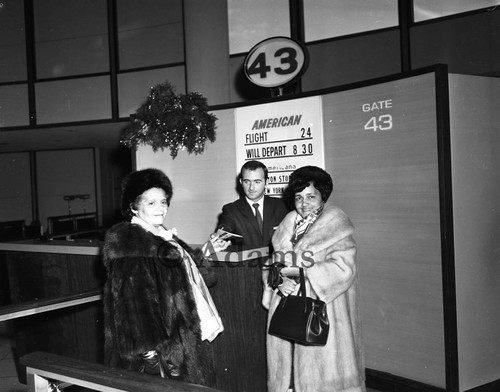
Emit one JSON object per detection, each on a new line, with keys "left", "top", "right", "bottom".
{"left": 217, "top": 195, "right": 289, "bottom": 248}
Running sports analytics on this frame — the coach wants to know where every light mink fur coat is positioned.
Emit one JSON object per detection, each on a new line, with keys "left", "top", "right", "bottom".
{"left": 266, "top": 203, "right": 366, "bottom": 392}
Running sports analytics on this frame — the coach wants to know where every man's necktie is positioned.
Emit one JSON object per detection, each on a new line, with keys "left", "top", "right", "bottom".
{"left": 253, "top": 203, "right": 263, "bottom": 235}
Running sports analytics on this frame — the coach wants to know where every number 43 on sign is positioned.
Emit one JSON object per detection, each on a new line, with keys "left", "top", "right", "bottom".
{"left": 244, "top": 37, "right": 308, "bottom": 89}
{"left": 364, "top": 114, "right": 393, "bottom": 132}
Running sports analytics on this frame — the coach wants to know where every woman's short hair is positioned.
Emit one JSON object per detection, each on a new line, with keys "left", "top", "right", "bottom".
{"left": 121, "top": 168, "right": 173, "bottom": 221}
{"left": 287, "top": 166, "right": 333, "bottom": 202}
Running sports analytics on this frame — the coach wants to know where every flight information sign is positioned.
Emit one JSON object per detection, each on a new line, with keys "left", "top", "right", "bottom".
{"left": 235, "top": 96, "right": 324, "bottom": 196}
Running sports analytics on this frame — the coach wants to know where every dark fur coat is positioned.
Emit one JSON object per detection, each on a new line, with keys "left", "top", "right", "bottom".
{"left": 102, "top": 222, "right": 216, "bottom": 387}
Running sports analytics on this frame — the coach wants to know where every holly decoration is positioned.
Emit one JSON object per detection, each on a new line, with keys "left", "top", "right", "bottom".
{"left": 120, "top": 81, "right": 217, "bottom": 158}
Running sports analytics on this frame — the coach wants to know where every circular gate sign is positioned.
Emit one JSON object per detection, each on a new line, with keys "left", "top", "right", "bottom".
{"left": 244, "top": 36, "right": 309, "bottom": 88}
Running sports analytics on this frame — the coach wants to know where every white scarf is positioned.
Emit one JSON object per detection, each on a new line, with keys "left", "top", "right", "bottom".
{"left": 291, "top": 204, "right": 324, "bottom": 245}
{"left": 131, "top": 216, "right": 177, "bottom": 241}
{"left": 170, "top": 241, "right": 224, "bottom": 342}
{"left": 131, "top": 216, "right": 224, "bottom": 342}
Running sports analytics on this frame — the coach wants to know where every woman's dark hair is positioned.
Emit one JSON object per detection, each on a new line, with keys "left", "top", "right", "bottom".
{"left": 286, "top": 166, "right": 333, "bottom": 202}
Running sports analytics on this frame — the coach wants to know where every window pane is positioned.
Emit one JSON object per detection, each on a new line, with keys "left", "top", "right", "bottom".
{"left": 0, "top": 1, "right": 27, "bottom": 82}
{"left": 36, "top": 76, "right": 111, "bottom": 124}
{"left": 304, "top": 0, "right": 398, "bottom": 42}
{"left": 34, "top": 0, "right": 109, "bottom": 78}
{"left": 228, "top": 0, "right": 290, "bottom": 54}
{"left": 117, "top": 0, "right": 184, "bottom": 70}
{"left": 37, "top": 149, "right": 96, "bottom": 226}
{"left": 0, "top": 153, "right": 32, "bottom": 223}
{"left": 0, "top": 84, "right": 29, "bottom": 127}
{"left": 118, "top": 67, "right": 186, "bottom": 118}
{"left": 414, "top": 0, "right": 500, "bottom": 22}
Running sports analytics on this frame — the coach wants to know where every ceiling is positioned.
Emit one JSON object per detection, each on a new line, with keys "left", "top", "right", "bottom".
{"left": 0, "top": 121, "right": 129, "bottom": 153}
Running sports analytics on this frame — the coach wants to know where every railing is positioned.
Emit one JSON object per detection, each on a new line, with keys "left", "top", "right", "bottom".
{"left": 21, "top": 351, "right": 224, "bottom": 392}
{"left": 4, "top": 294, "right": 225, "bottom": 391}
{"left": 0, "top": 289, "right": 102, "bottom": 322}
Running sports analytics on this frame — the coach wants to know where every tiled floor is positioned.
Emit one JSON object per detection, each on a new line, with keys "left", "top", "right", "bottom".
{"left": 0, "top": 323, "right": 25, "bottom": 392}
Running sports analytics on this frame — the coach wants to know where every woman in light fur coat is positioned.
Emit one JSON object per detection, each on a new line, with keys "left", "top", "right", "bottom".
{"left": 262, "top": 166, "right": 365, "bottom": 392}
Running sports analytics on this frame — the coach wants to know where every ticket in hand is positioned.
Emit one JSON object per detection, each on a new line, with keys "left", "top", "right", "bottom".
{"left": 214, "top": 228, "right": 242, "bottom": 240}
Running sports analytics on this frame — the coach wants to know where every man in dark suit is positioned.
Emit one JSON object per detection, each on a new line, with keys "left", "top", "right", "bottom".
{"left": 216, "top": 160, "right": 288, "bottom": 249}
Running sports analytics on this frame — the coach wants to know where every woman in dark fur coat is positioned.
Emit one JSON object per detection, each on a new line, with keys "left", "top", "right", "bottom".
{"left": 102, "top": 168, "right": 227, "bottom": 387}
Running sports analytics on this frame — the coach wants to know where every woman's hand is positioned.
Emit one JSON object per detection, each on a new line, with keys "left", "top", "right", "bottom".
{"left": 280, "top": 266, "right": 301, "bottom": 278}
{"left": 212, "top": 237, "right": 230, "bottom": 252}
{"left": 202, "top": 234, "right": 230, "bottom": 256}
{"left": 262, "top": 286, "right": 273, "bottom": 310}
{"left": 278, "top": 276, "right": 298, "bottom": 296}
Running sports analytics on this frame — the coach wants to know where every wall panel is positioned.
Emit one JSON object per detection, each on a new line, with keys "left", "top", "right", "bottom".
{"left": 321, "top": 73, "right": 445, "bottom": 387}
{"left": 449, "top": 74, "right": 500, "bottom": 391}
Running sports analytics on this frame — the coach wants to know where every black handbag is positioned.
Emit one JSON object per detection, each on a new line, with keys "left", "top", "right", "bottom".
{"left": 268, "top": 268, "right": 329, "bottom": 346}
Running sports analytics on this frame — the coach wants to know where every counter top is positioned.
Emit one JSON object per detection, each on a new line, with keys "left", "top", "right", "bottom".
{"left": 207, "top": 247, "right": 269, "bottom": 262}
{"left": 0, "top": 239, "right": 101, "bottom": 255}
{"left": 0, "top": 240, "right": 269, "bottom": 260}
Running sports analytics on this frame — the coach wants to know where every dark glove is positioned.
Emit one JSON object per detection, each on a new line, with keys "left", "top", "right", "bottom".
{"left": 138, "top": 351, "right": 162, "bottom": 376}
{"left": 138, "top": 351, "right": 181, "bottom": 379}
{"left": 265, "top": 262, "right": 285, "bottom": 290}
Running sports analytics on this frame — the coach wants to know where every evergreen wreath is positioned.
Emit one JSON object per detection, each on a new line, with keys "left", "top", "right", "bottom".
{"left": 120, "top": 81, "right": 217, "bottom": 158}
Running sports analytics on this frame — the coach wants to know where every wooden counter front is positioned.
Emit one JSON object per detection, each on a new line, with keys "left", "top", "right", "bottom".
{"left": 208, "top": 248, "right": 269, "bottom": 392}
{"left": 0, "top": 241, "right": 269, "bottom": 391}
{"left": 0, "top": 239, "right": 104, "bottom": 383}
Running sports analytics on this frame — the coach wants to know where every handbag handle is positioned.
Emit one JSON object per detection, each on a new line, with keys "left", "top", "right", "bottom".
{"left": 265, "top": 262, "right": 285, "bottom": 290}
{"left": 297, "top": 267, "right": 309, "bottom": 312}
{"left": 297, "top": 267, "right": 306, "bottom": 297}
